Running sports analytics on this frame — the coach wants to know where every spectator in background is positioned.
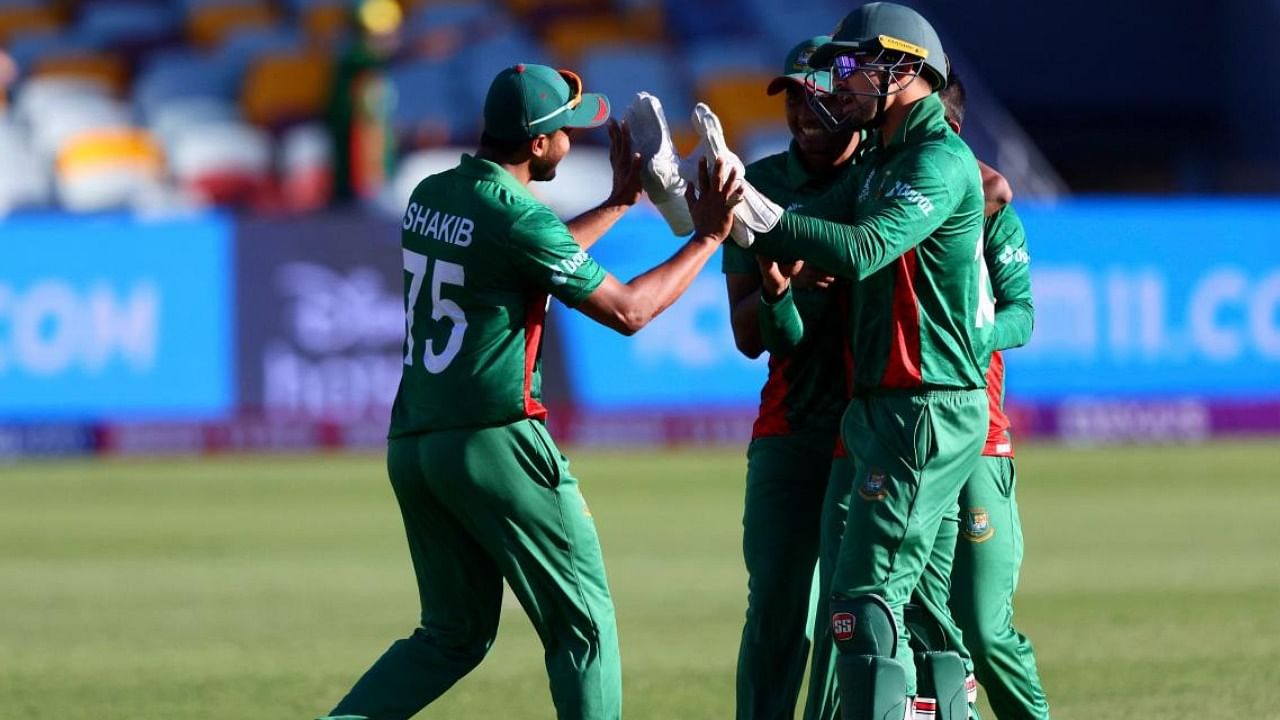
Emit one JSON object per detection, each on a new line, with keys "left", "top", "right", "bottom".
{"left": 0, "top": 50, "right": 16, "bottom": 111}
{"left": 328, "top": 0, "right": 402, "bottom": 204}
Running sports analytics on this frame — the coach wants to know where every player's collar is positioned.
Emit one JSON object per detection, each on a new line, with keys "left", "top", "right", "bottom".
{"left": 457, "top": 154, "right": 538, "bottom": 202}
{"left": 886, "top": 93, "right": 946, "bottom": 149}
{"left": 784, "top": 141, "right": 816, "bottom": 188}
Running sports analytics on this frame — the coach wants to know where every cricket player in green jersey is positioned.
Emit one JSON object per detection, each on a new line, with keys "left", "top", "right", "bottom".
{"left": 318, "top": 63, "right": 742, "bottom": 720}
{"left": 752, "top": 155, "right": 1012, "bottom": 720}
{"left": 723, "top": 35, "right": 859, "bottom": 720}
{"left": 939, "top": 70, "right": 1052, "bottom": 720}
{"left": 697, "top": 4, "right": 994, "bottom": 718}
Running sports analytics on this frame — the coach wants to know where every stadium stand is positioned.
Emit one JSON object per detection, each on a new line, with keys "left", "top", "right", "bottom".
{"left": 0, "top": 0, "right": 1057, "bottom": 215}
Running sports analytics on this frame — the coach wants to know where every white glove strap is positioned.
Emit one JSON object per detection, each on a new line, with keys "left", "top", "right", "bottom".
{"left": 735, "top": 177, "right": 783, "bottom": 234}
{"left": 652, "top": 194, "right": 694, "bottom": 237}
{"left": 729, "top": 220, "right": 755, "bottom": 248}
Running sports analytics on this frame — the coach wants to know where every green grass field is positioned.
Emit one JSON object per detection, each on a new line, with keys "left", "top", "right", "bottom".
{"left": 2, "top": 440, "right": 1279, "bottom": 719}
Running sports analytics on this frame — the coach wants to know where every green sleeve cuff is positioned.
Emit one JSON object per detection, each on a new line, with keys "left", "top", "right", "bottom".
{"left": 758, "top": 285, "right": 805, "bottom": 354}
{"left": 993, "top": 302, "right": 1034, "bottom": 351}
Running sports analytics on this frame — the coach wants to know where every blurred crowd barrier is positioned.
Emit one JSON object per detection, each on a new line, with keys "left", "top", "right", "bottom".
{"left": 1, "top": 198, "right": 1278, "bottom": 458}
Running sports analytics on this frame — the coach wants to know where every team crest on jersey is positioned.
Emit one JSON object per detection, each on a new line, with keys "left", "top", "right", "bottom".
{"left": 962, "top": 508, "right": 994, "bottom": 542}
{"left": 858, "top": 470, "right": 888, "bottom": 501}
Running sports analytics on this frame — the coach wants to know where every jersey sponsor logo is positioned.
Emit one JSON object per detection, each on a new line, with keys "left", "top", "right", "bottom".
{"left": 402, "top": 202, "right": 475, "bottom": 247}
{"left": 858, "top": 469, "right": 889, "bottom": 501}
{"left": 962, "top": 507, "right": 994, "bottom": 542}
{"left": 858, "top": 169, "right": 876, "bottom": 202}
{"left": 550, "top": 250, "right": 591, "bottom": 285}
{"left": 998, "top": 245, "right": 1030, "bottom": 265}
{"left": 884, "top": 180, "right": 935, "bottom": 215}
{"left": 831, "top": 611, "right": 855, "bottom": 642}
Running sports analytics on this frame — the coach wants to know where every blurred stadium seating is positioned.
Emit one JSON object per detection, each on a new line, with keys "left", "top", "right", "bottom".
{"left": 0, "top": 0, "right": 1064, "bottom": 216}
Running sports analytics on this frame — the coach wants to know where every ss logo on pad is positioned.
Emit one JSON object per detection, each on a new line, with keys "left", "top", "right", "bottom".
{"left": 832, "top": 612, "right": 855, "bottom": 641}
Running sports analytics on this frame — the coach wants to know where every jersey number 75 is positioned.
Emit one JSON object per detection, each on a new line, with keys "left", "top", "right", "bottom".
{"left": 403, "top": 248, "right": 467, "bottom": 373}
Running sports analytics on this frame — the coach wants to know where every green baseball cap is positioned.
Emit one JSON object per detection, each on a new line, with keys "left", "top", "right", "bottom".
{"left": 811, "top": 2, "right": 948, "bottom": 89}
{"left": 766, "top": 35, "right": 834, "bottom": 95}
{"left": 483, "top": 63, "right": 611, "bottom": 141}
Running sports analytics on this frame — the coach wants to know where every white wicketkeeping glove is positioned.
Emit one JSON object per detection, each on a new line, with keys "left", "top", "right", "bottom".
{"left": 624, "top": 92, "right": 694, "bottom": 236}
{"left": 680, "top": 103, "right": 783, "bottom": 248}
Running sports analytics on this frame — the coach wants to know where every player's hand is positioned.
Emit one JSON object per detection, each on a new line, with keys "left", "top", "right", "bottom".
{"left": 757, "top": 256, "right": 802, "bottom": 301}
{"left": 606, "top": 118, "right": 644, "bottom": 207}
{"left": 687, "top": 156, "right": 742, "bottom": 244}
{"left": 793, "top": 263, "right": 836, "bottom": 291}
{"left": 978, "top": 160, "right": 1012, "bottom": 218}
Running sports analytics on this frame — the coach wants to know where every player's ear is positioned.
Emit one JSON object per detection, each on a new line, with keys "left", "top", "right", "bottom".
{"left": 529, "top": 133, "right": 551, "bottom": 159}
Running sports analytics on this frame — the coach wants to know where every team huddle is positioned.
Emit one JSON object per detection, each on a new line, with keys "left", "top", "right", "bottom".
{"left": 317, "top": 3, "right": 1050, "bottom": 720}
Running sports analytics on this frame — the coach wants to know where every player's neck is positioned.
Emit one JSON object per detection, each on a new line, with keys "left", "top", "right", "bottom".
{"left": 476, "top": 149, "right": 534, "bottom": 186}
{"left": 879, "top": 104, "right": 911, "bottom": 147}
{"left": 878, "top": 87, "right": 931, "bottom": 148}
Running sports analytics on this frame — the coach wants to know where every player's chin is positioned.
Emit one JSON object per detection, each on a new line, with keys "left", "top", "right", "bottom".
{"left": 795, "top": 130, "right": 831, "bottom": 153}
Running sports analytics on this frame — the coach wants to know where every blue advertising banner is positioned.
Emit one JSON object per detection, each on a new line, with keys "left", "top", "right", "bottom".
{"left": 0, "top": 213, "right": 233, "bottom": 420}
{"left": 558, "top": 200, "right": 1280, "bottom": 413}
{"left": 553, "top": 209, "right": 767, "bottom": 410}
{"left": 1010, "top": 199, "right": 1280, "bottom": 400}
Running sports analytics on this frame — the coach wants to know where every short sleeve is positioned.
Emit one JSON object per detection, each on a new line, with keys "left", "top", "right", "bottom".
{"left": 721, "top": 242, "right": 757, "bottom": 275}
{"left": 506, "top": 205, "right": 606, "bottom": 306}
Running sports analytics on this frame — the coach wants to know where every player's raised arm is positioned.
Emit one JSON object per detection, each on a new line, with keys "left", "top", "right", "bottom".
{"left": 574, "top": 158, "right": 740, "bottom": 336}
{"left": 942, "top": 73, "right": 1031, "bottom": 352}
{"left": 564, "top": 118, "right": 645, "bottom": 250}
{"left": 984, "top": 205, "right": 1034, "bottom": 350}
{"left": 725, "top": 270, "right": 766, "bottom": 358}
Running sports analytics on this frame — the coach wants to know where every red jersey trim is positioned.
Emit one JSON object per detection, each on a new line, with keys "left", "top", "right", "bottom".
{"left": 834, "top": 291, "right": 854, "bottom": 459}
{"left": 880, "top": 249, "right": 924, "bottom": 388}
{"left": 833, "top": 435, "right": 848, "bottom": 459}
{"left": 752, "top": 356, "right": 793, "bottom": 439}
{"left": 523, "top": 292, "right": 549, "bottom": 421}
{"left": 984, "top": 351, "right": 1013, "bottom": 457}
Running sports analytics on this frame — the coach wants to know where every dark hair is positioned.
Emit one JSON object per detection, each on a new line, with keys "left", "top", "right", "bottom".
{"left": 939, "top": 68, "right": 965, "bottom": 128}
{"left": 479, "top": 131, "right": 529, "bottom": 159}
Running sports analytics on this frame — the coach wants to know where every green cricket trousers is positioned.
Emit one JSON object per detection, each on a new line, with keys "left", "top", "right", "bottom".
{"left": 950, "top": 456, "right": 1051, "bottom": 720}
{"left": 736, "top": 432, "right": 839, "bottom": 720}
{"left": 327, "top": 418, "right": 621, "bottom": 720}
{"left": 831, "top": 389, "right": 987, "bottom": 698}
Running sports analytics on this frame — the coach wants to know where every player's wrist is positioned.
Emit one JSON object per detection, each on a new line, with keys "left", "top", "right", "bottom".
{"left": 690, "top": 231, "right": 724, "bottom": 248}
{"left": 760, "top": 281, "right": 791, "bottom": 304}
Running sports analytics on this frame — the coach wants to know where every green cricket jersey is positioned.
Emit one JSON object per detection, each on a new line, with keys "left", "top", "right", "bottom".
{"left": 388, "top": 154, "right": 605, "bottom": 437}
{"left": 723, "top": 142, "right": 854, "bottom": 438}
{"left": 981, "top": 204, "right": 1033, "bottom": 457}
{"left": 752, "top": 94, "right": 992, "bottom": 393}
